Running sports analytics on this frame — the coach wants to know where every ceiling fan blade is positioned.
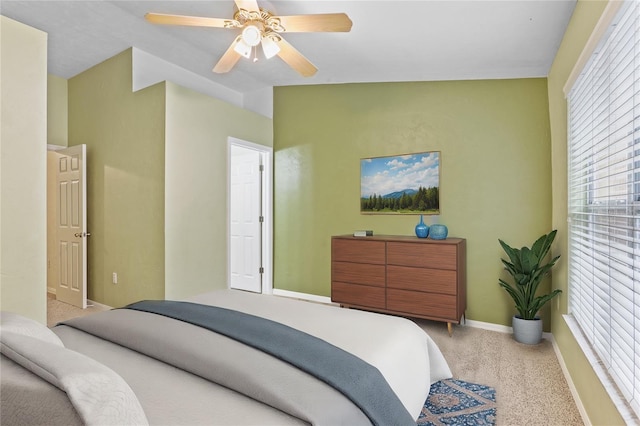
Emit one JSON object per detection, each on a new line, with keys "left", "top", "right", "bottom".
{"left": 275, "top": 13, "right": 352, "bottom": 32}
{"left": 275, "top": 37, "right": 317, "bottom": 77}
{"left": 145, "top": 13, "right": 229, "bottom": 28}
{"left": 213, "top": 37, "right": 243, "bottom": 73}
{"left": 234, "top": 0, "right": 260, "bottom": 13}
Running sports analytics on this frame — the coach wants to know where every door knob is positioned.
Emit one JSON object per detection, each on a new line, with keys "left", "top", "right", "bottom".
{"left": 74, "top": 232, "right": 91, "bottom": 238}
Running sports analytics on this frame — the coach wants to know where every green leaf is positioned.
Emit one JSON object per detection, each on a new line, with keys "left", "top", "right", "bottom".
{"left": 531, "top": 230, "right": 557, "bottom": 259}
{"left": 520, "top": 247, "right": 537, "bottom": 275}
{"left": 531, "top": 289, "right": 563, "bottom": 313}
{"left": 514, "top": 273, "right": 528, "bottom": 286}
{"left": 501, "top": 259, "right": 518, "bottom": 277}
{"left": 499, "top": 280, "right": 527, "bottom": 318}
{"left": 499, "top": 239, "right": 522, "bottom": 270}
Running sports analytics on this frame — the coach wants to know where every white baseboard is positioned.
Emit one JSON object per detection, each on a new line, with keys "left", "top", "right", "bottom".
{"left": 86, "top": 299, "right": 112, "bottom": 310}
{"left": 464, "top": 319, "right": 554, "bottom": 340}
{"left": 271, "top": 289, "right": 334, "bottom": 305}
{"left": 463, "top": 318, "right": 512, "bottom": 333}
{"left": 48, "top": 290, "right": 112, "bottom": 310}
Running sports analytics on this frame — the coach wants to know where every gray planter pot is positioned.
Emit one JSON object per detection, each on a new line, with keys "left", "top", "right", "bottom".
{"left": 512, "top": 315, "right": 543, "bottom": 344}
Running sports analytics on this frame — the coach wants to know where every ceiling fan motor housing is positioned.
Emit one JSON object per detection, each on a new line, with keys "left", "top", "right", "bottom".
{"left": 242, "top": 24, "right": 263, "bottom": 46}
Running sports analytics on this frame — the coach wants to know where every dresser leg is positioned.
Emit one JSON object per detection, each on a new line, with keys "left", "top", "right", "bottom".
{"left": 447, "top": 322, "right": 453, "bottom": 337}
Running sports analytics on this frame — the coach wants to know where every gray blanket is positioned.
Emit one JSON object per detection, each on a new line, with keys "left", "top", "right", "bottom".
{"left": 124, "top": 300, "right": 416, "bottom": 426}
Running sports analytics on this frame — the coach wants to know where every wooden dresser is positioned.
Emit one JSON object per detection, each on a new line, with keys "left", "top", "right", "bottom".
{"left": 331, "top": 235, "right": 466, "bottom": 335}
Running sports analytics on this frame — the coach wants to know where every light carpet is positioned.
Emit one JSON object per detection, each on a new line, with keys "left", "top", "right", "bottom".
{"left": 47, "top": 293, "right": 109, "bottom": 327}
{"left": 416, "top": 319, "right": 583, "bottom": 426}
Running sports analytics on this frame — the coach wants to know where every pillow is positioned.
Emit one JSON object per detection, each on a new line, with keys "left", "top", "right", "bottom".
{"left": 0, "top": 312, "right": 64, "bottom": 347}
{"left": 1, "top": 331, "right": 149, "bottom": 426}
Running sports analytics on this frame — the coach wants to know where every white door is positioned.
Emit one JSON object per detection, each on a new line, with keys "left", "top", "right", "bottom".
{"left": 55, "top": 145, "right": 87, "bottom": 308}
{"left": 229, "top": 145, "right": 262, "bottom": 293}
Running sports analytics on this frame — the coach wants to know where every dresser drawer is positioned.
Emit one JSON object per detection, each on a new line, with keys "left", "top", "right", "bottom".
{"left": 332, "top": 238, "right": 386, "bottom": 264}
{"left": 387, "top": 242, "right": 457, "bottom": 270}
{"left": 332, "top": 261, "right": 385, "bottom": 287}
{"left": 332, "top": 282, "right": 386, "bottom": 309}
{"left": 387, "top": 265, "right": 457, "bottom": 295}
{"left": 387, "top": 289, "right": 457, "bottom": 320}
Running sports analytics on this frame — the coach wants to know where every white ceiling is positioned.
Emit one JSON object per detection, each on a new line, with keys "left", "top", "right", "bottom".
{"left": 1, "top": 0, "right": 577, "bottom": 95}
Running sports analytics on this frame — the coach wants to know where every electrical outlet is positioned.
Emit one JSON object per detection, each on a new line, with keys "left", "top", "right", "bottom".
{"left": 112, "top": 272, "right": 118, "bottom": 284}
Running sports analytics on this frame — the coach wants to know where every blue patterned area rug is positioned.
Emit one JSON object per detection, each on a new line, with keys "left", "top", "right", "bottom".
{"left": 417, "top": 379, "right": 496, "bottom": 425}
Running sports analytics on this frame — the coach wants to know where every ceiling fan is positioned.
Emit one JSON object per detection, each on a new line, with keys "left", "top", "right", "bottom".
{"left": 145, "top": 0, "right": 352, "bottom": 77}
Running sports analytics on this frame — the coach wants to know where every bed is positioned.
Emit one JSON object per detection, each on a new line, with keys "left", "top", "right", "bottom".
{"left": 1, "top": 289, "right": 452, "bottom": 425}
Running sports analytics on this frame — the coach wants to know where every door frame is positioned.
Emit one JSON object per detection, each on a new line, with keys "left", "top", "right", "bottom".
{"left": 227, "top": 137, "right": 273, "bottom": 294}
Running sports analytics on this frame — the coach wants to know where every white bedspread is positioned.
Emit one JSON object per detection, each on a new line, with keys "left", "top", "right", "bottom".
{"left": 187, "top": 290, "right": 452, "bottom": 419}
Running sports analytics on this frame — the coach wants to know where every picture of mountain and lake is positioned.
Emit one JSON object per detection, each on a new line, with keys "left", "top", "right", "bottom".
{"left": 360, "top": 151, "right": 440, "bottom": 214}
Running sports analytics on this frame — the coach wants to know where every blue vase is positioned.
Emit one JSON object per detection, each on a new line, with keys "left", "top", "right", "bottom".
{"left": 430, "top": 224, "right": 448, "bottom": 240}
{"left": 415, "top": 215, "right": 429, "bottom": 238}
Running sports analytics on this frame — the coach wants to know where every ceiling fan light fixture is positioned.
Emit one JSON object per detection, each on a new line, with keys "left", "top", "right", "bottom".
{"left": 241, "top": 24, "right": 262, "bottom": 46}
{"left": 233, "top": 38, "right": 252, "bottom": 58}
{"left": 261, "top": 36, "right": 280, "bottom": 59}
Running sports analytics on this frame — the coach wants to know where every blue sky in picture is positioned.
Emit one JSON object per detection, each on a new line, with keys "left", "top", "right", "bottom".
{"left": 361, "top": 152, "right": 440, "bottom": 198}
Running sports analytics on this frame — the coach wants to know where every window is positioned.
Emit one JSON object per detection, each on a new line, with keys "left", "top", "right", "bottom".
{"left": 567, "top": 0, "right": 640, "bottom": 418}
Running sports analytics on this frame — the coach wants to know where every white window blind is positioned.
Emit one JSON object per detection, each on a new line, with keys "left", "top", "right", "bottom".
{"left": 567, "top": 0, "right": 640, "bottom": 418}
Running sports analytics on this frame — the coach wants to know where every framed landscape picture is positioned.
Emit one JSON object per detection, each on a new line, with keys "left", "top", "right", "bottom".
{"left": 360, "top": 151, "right": 440, "bottom": 214}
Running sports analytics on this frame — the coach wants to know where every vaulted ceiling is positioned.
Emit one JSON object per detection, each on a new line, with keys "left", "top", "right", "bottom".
{"left": 1, "top": 1, "right": 577, "bottom": 94}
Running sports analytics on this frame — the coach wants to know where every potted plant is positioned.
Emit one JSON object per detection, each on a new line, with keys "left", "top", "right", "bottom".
{"left": 498, "top": 230, "right": 562, "bottom": 344}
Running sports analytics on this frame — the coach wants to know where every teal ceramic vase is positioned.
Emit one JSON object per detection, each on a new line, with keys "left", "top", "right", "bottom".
{"left": 429, "top": 224, "right": 448, "bottom": 240}
{"left": 414, "top": 215, "right": 429, "bottom": 238}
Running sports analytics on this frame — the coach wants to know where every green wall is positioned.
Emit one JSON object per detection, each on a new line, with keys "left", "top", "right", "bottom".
{"left": 68, "top": 49, "right": 166, "bottom": 307}
{"left": 164, "top": 82, "right": 273, "bottom": 300}
{"left": 273, "top": 79, "right": 552, "bottom": 327}
{"left": 548, "top": 0, "right": 625, "bottom": 424}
